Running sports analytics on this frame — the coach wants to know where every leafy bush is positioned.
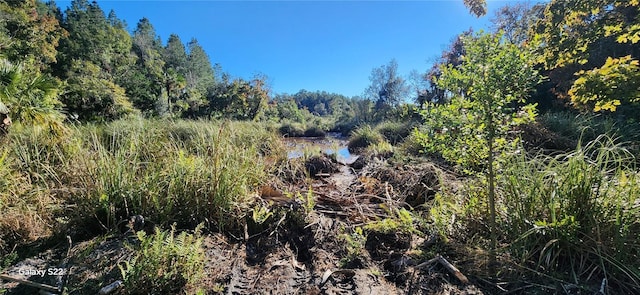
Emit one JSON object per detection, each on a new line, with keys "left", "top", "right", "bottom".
{"left": 303, "top": 126, "right": 326, "bottom": 137}
{"left": 119, "top": 224, "right": 205, "bottom": 294}
{"left": 279, "top": 123, "right": 305, "bottom": 137}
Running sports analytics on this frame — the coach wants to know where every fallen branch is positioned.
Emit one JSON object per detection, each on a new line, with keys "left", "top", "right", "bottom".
{"left": 0, "top": 274, "right": 60, "bottom": 293}
{"left": 414, "top": 255, "right": 469, "bottom": 285}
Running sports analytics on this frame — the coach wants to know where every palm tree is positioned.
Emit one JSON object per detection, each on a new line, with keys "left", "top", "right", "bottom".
{"left": 0, "top": 58, "right": 66, "bottom": 136}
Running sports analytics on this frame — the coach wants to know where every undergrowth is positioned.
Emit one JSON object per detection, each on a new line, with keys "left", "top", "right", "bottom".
{"left": 431, "top": 135, "right": 640, "bottom": 293}
{"left": 0, "top": 118, "right": 285, "bottom": 255}
{"left": 119, "top": 224, "right": 206, "bottom": 294}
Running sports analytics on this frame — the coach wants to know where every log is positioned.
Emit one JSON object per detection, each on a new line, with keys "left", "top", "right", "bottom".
{"left": 0, "top": 274, "right": 60, "bottom": 293}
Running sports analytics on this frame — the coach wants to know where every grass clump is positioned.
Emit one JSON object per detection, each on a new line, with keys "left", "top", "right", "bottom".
{"left": 279, "top": 123, "right": 305, "bottom": 137}
{"left": 347, "top": 125, "right": 384, "bottom": 153}
{"left": 119, "top": 224, "right": 206, "bottom": 295}
{"left": 71, "top": 119, "right": 272, "bottom": 231}
{"left": 539, "top": 111, "right": 640, "bottom": 143}
{"left": 375, "top": 121, "right": 415, "bottom": 145}
{"left": 431, "top": 136, "right": 640, "bottom": 292}
{"left": 501, "top": 136, "right": 640, "bottom": 292}
{"left": 303, "top": 126, "right": 326, "bottom": 137}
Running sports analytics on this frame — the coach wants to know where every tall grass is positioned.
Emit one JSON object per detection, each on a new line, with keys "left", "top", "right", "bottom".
{"left": 539, "top": 111, "right": 640, "bottom": 143}
{"left": 500, "top": 135, "right": 639, "bottom": 291}
{"left": 0, "top": 118, "right": 285, "bottom": 252}
{"left": 347, "top": 125, "right": 384, "bottom": 153}
{"left": 431, "top": 135, "right": 640, "bottom": 292}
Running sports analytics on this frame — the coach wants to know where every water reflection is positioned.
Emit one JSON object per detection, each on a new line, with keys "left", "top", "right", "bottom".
{"left": 284, "top": 133, "right": 358, "bottom": 164}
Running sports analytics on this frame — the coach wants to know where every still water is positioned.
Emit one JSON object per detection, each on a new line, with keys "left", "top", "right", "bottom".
{"left": 284, "top": 132, "right": 357, "bottom": 164}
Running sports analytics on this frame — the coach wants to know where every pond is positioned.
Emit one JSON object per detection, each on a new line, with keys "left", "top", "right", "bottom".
{"left": 284, "top": 132, "right": 358, "bottom": 164}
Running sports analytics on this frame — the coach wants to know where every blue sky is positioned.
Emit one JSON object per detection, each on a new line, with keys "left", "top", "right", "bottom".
{"left": 55, "top": 0, "right": 534, "bottom": 97}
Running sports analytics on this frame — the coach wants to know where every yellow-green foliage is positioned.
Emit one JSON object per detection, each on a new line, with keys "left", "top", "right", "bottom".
{"left": 366, "top": 208, "right": 418, "bottom": 235}
{"left": 119, "top": 224, "right": 206, "bottom": 294}
{"left": 339, "top": 226, "right": 366, "bottom": 267}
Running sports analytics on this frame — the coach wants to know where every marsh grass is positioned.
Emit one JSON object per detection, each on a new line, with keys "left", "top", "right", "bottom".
{"left": 431, "top": 135, "right": 640, "bottom": 292}
{"left": 375, "top": 121, "right": 415, "bottom": 145}
{"left": 347, "top": 125, "right": 384, "bottom": 153}
{"left": 500, "top": 135, "right": 639, "bottom": 291}
{"left": 0, "top": 118, "right": 283, "bottom": 254}
{"left": 540, "top": 111, "right": 640, "bottom": 143}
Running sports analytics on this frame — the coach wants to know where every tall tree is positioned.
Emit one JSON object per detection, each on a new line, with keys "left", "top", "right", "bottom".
{"left": 0, "top": 0, "right": 66, "bottom": 70}
{"left": 490, "top": 2, "right": 543, "bottom": 46}
{"left": 186, "top": 38, "right": 216, "bottom": 95}
{"left": 123, "top": 17, "right": 165, "bottom": 113}
{"left": 364, "top": 59, "right": 409, "bottom": 117}
{"left": 418, "top": 30, "right": 472, "bottom": 106}
{"left": 63, "top": 60, "right": 135, "bottom": 121}
{"left": 56, "top": 0, "right": 134, "bottom": 79}
{"left": 164, "top": 34, "right": 188, "bottom": 74}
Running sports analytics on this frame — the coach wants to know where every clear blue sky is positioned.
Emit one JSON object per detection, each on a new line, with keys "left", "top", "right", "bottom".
{"left": 55, "top": 0, "right": 534, "bottom": 97}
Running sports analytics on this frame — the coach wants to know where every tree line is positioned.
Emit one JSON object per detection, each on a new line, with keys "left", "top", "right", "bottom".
{"left": 0, "top": 0, "right": 278, "bottom": 134}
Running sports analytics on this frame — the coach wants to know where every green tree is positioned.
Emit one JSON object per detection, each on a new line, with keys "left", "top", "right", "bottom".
{"left": 421, "top": 32, "right": 540, "bottom": 262}
{"left": 63, "top": 60, "right": 136, "bottom": 121}
{"left": 123, "top": 17, "right": 165, "bottom": 113}
{"left": 164, "top": 34, "right": 188, "bottom": 74}
{"left": 365, "top": 59, "right": 409, "bottom": 118}
{"left": 0, "top": 0, "right": 66, "bottom": 70}
{"left": 56, "top": 0, "right": 134, "bottom": 79}
{"left": 186, "top": 38, "right": 216, "bottom": 96}
{"left": 208, "top": 75, "right": 269, "bottom": 120}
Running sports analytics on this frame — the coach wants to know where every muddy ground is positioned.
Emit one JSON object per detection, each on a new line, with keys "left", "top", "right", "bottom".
{"left": 1, "top": 155, "right": 491, "bottom": 295}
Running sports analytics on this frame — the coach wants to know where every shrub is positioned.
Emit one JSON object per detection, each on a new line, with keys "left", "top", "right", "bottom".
{"left": 279, "top": 123, "right": 305, "bottom": 137}
{"left": 303, "top": 126, "right": 326, "bottom": 137}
